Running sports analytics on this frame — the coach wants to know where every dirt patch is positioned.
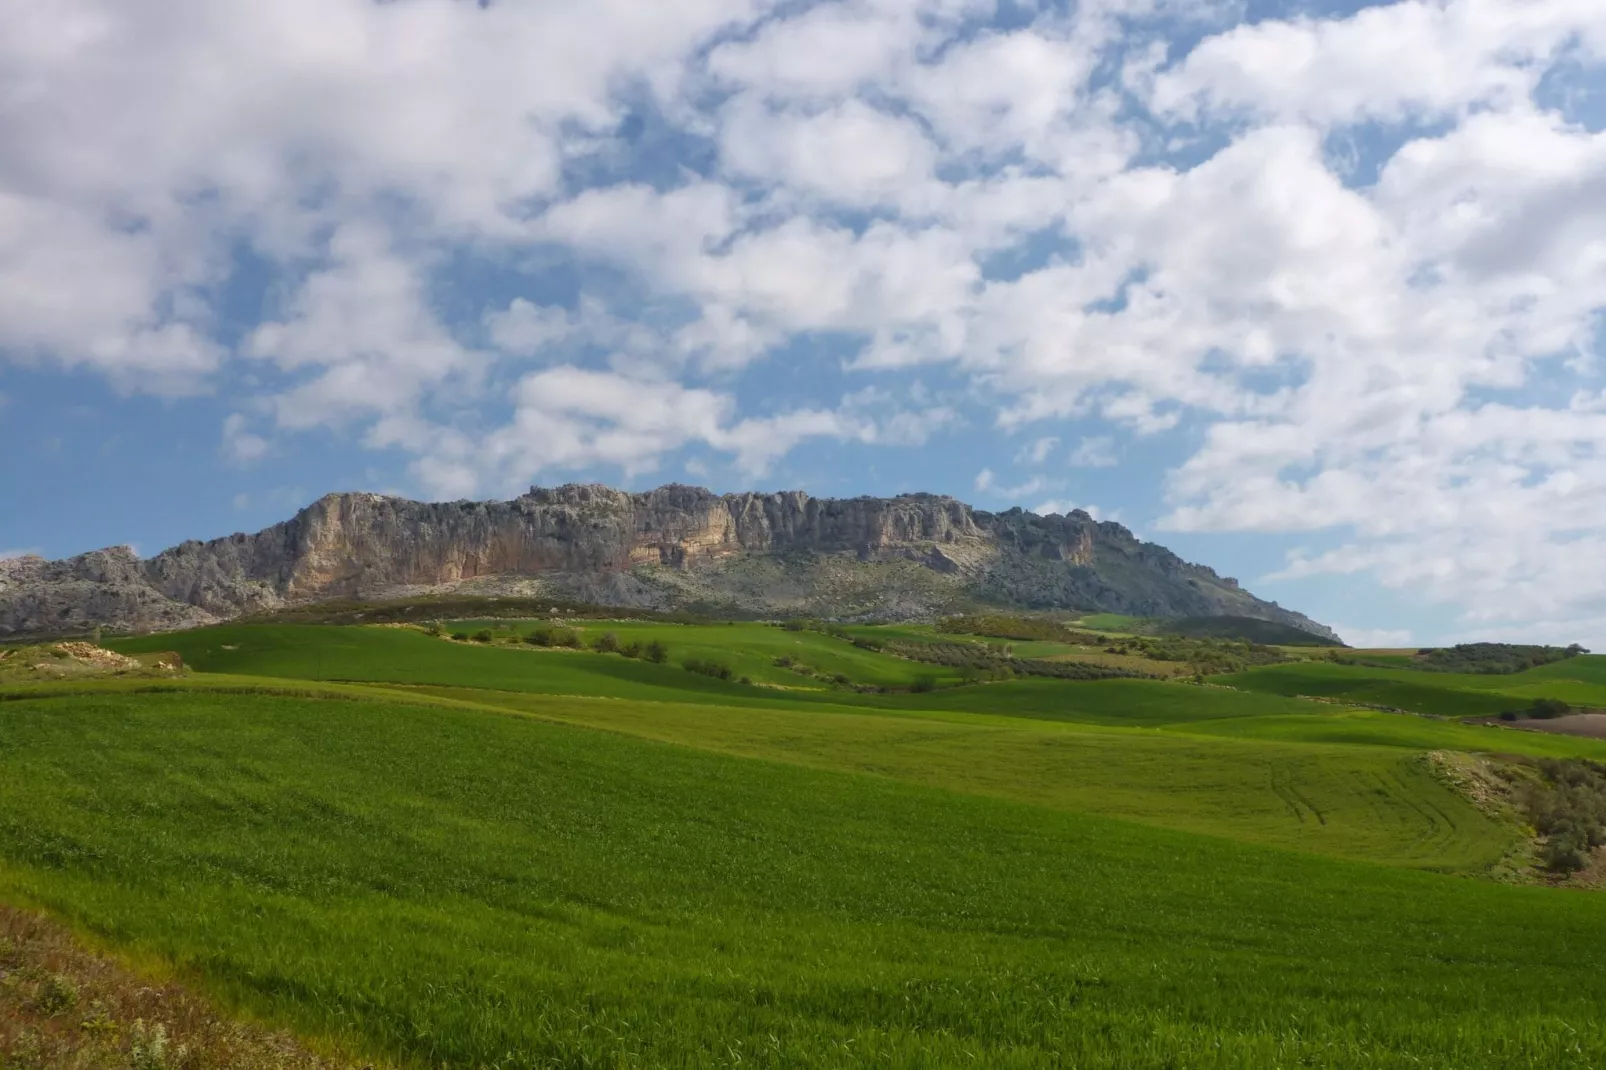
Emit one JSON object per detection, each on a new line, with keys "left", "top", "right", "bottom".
{"left": 0, "top": 904, "right": 372, "bottom": 1070}
{"left": 1477, "top": 714, "right": 1606, "bottom": 739}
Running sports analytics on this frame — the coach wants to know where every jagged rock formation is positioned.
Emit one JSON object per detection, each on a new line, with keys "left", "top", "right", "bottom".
{"left": 0, "top": 484, "right": 1337, "bottom": 640}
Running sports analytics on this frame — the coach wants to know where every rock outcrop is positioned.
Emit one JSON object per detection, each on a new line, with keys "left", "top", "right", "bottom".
{"left": 0, "top": 484, "right": 1337, "bottom": 640}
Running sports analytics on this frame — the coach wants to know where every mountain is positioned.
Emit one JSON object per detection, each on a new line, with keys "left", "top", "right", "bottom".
{"left": 0, "top": 484, "right": 1337, "bottom": 640}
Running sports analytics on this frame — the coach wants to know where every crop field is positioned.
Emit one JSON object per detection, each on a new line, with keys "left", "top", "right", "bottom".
{"left": 444, "top": 619, "right": 967, "bottom": 689}
{"left": 0, "top": 621, "right": 1598, "bottom": 1066}
{"left": 1216, "top": 658, "right": 1606, "bottom": 716}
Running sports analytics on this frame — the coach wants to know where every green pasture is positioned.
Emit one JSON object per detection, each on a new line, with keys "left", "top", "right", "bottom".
{"left": 2, "top": 689, "right": 1604, "bottom": 1068}
{"left": 404, "top": 683, "right": 1514, "bottom": 868}
{"left": 108, "top": 624, "right": 854, "bottom": 704}
{"left": 444, "top": 619, "right": 966, "bottom": 688}
{"left": 1216, "top": 658, "right": 1606, "bottom": 716}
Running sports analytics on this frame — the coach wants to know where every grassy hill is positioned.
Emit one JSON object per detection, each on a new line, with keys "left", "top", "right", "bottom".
{"left": 0, "top": 620, "right": 1599, "bottom": 1066}
{"left": 1217, "top": 657, "right": 1606, "bottom": 716}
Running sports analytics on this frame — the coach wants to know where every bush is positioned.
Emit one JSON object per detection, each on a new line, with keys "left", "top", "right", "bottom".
{"left": 1530, "top": 698, "right": 1572, "bottom": 719}
{"left": 472, "top": 630, "right": 494, "bottom": 643}
{"left": 832, "top": 673, "right": 851, "bottom": 685}
{"left": 1522, "top": 759, "right": 1606, "bottom": 873}
{"left": 781, "top": 620, "right": 806, "bottom": 632}
{"left": 644, "top": 640, "right": 669, "bottom": 664}
{"left": 451, "top": 632, "right": 469, "bottom": 642}
{"left": 620, "top": 641, "right": 643, "bottom": 659}
{"left": 593, "top": 632, "right": 620, "bottom": 654}
{"left": 1418, "top": 642, "right": 1588, "bottom": 674}
{"left": 911, "top": 674, "right": 937, "bottom": 693}
{"left": 34, "top": 973, "right": 78, "bottom": 1015}
{"left": 773, "top": 655, "right": 795, "bottom": 668}
{"left": 682, "top": 658, "right": 733, "bottom": 681}
{"left": 1501, "top": 698, "right": 1573, "bottom": 720}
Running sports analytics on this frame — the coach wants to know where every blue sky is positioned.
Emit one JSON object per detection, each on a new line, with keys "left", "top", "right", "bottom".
{"left": 3, "top": 0, "right": 1605, "bottom": 648}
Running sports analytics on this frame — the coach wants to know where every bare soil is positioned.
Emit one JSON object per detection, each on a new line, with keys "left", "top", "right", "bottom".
{"left": 1486, "top": 713, "right": 1606, "bottom": 739}
{"left": 0, "top": 905, "right": 370, "bottom": 1070}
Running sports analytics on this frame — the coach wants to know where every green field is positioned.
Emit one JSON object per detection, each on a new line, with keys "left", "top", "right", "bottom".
{"left": 1216, "top": 657, "right": 1606, "bottom": 716}
{"left": 0, "top": 621, "right": 1597, "bottom": 1066}
{"left": 445, "top": 619, "right": 967, "bottom": 689}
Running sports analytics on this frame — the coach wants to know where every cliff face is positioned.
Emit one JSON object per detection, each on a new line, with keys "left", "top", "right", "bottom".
{"left": 0, "top": 484, "right": 1335, "bottom": 639}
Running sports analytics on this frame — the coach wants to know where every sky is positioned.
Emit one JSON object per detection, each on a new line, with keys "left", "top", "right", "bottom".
{"left": 2, "top": 0, "right": 1605, "bottom": 648}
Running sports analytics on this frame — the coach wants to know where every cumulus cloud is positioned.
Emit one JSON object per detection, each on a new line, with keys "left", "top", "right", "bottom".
{"left": 6, "top": 0, "right": 1606, "bottom": 637}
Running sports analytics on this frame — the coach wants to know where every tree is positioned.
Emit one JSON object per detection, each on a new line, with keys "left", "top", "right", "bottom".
{"left": 644, "top": 640, "right": 669, "bottom": 664}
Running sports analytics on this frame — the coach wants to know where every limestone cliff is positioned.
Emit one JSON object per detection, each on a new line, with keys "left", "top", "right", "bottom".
{"left": 0, "top": 484, "right": 1336, "bottom": 640}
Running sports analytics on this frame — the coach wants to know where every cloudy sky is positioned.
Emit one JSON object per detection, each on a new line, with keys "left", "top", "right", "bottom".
{"left": 3, "top": 0, "right": 1605, "bottom": 647}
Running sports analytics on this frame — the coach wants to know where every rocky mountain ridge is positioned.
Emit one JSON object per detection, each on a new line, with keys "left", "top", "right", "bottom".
{"left": 0, "top": 484, "right": 1336, "bottom": 640}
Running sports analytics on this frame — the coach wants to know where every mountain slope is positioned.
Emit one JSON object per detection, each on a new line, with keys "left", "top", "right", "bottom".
{"left": 0, "top": 484, "right": 1335, "bottom": 639}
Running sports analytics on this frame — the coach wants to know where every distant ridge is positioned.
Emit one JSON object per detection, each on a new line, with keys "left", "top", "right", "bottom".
{"left": 0, "top": 484, "right": 1336, "bottom": 640}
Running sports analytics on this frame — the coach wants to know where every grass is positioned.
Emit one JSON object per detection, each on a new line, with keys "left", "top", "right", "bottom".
{"left": 1216, "top": 658, "right": 1606, "bottom": 716}
{"left": 399, "top": 684, "right": 1516, "bottom": 869}
{"left": 2, "top": 689, "right": 1606, "bottom": 1068}
{"left": 112, "top": 622, "right": 967, "bottom": 697}
{"left": 444, "top": 619, "right": 966, "bottom": 688}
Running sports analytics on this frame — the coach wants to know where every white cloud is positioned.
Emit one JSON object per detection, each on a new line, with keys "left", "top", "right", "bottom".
{"left": 1152, "top": 0, "right": 1604, "bottom": 128}
{"left": 7, "top": 0, "right": 1606, "bottom": 640}
{"left": 1033, "top": 500, "right": 1113, "bottom": 521}
{"left": 1067, "top": 436, "right": 1117, "bottom": 467}
{"left": 1017, "top": 436, "right": 1059, "bottom": 465}
{"left": 220, "top": 413, "right": 269, "bottom": 464}
{"left": 720, "top": 97, "right": 938, "bottom": 208}
{"left": 975, "top": 468, "right": 1048, "bottom": 499}
{"left": 1332, "top": 625, "right": 1415, "bottom": 650}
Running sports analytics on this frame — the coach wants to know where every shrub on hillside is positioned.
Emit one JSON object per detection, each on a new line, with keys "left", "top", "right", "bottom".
{"left": 593, "top": 632, "right": 620, "bottom": 654}
{"left": 682, "top": 658, "right": 733, "bottom": 681}
{"left": 1521, "top": 759, "right": 1606, "bottom": 874}
{"left": 1500, "top": 698, "right": 1573, "bottom": 721}
{"left": 643, "top": 640, "right": 669, "bottom": 664}
{"left": 525, "top": 626, "right": 583, "bottom": 648}
{"left": 937, "top": 614, "right": 1105, "bottom": 645}
{"left": 472, "top": 630, "right": 494, "bottom": 643}
{"left": 451, "top": 632, "right": 469, "bottom": 642}
{"left": 1417, "top": 642, "right": 1588, "bottom": 675}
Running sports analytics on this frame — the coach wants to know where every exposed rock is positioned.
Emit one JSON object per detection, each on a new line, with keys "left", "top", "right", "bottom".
{"left": 0, "top": 484, "right": 1337, "bottom": 640}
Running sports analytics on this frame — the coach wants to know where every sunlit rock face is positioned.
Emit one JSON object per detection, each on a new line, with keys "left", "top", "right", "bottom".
{"left": 0, "top": 484, "right": 1335, "bottom": 640}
